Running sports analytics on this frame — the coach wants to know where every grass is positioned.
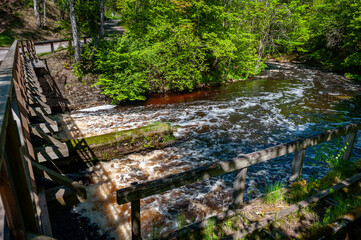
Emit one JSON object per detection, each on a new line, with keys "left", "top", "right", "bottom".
{"left": 0, "top": 29, "right": 15, "bottom": 47}
{"left": 263, "top": 181, "right": 285, "bottom": 204}
{"left": 322, "top": 193, "right": 361, "bottom": 225}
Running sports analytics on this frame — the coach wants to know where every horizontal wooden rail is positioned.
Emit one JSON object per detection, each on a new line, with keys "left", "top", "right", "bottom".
{"left": 117, "top": 122, "right": 361, "bottom": 205}
{"left": 34, "top": 36, "right": 91, "bottom": 45}
{"left": 117, "top": 122, "right": 360, "bottom": 239}
{"left": 225, "top": 171, "right": 361, "bottom": 239}
{"left": 31, "top": 161, "right": 87, "bottom": 202}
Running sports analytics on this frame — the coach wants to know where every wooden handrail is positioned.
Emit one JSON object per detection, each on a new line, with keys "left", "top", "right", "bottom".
{"left": 117, "top": 122, "right": 361, "bottom": 204}
{"left": 117, "top": 122, "right": 360, "bottom": 239}
{"left": 34, "top": 36, "right": 91, "bottom": 45}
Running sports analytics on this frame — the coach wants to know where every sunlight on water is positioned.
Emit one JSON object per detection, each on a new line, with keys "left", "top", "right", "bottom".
{"left": 72, "top": 64, "right": 361, "bottom": 239}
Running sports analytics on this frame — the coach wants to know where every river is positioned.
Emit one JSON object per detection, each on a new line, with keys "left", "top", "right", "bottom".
{"left": 65, "top": 62, "right": 361, "bottom": 239}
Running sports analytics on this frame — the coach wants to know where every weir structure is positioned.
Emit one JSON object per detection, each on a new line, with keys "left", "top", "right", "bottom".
{"left": 0, "top": 40, "right": 87, "bottom": 239}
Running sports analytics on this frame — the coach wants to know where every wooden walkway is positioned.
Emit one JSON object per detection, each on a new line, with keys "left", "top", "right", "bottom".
{"left": 0, "top": 37, "right": 360, "bottom": 240}
{"left": 0, "top": 40, "right": 87, "bottom": 239}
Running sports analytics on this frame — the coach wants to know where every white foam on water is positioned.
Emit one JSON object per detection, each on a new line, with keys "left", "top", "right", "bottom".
{"left": 77, "top": 104, "right": 117, "bottom": 112}
{"left": 71, "top": 75, "right": 361, "bottom": 239}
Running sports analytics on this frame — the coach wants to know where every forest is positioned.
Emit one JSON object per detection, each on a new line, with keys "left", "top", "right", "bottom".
{"left": 13, "top": 0, "right": 361, "bottom": 102}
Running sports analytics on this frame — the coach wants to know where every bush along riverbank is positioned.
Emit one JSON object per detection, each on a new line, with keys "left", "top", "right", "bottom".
{"left": 68, "top": 122, "right": 176, "bottom": 161}
{"left": 70, "top": 0, "right": 361, "bottom": 105}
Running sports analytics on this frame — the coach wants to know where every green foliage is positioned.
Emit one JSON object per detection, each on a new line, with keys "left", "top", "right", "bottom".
{"left": 322, "top": 194, "right": 361, "bottom": 225}
{"left": 55, "top": 0, "right": 100, "bottom": 37}
{"left": 263, "top": 181, "right": 285, "bottom": 204}
{"left": 0, "top": 30, "right": 15, "bottom": 47}
{"left": 313, "top": 138, "right": 351, "bottom": 170}
{"left": 176, "top": 213, "right": 188, "bottom": 230}
{"left": 204, "top": 218, "right": 218, "bottom": 240}
{"left": 304, "top": 0, "right": 361, "bottom": 74}
{"left": 94, "top": 0, "right": 312, "bottom": 102}
{"left": 85, "top": 0, "right": 361, "bottom": 102}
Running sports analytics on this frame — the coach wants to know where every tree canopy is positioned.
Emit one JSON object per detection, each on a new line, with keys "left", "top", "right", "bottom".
{"left": 71, "top": 0, "right": 361, "bottom": 102}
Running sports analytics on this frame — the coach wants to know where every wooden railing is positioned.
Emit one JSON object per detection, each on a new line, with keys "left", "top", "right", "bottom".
{"left": 116, "top": 122, "right": 360, "bottom": 239}
{"left": 0, "top": 40, "right": 43, "bottom": 239}
{"left": 34, "top": 36, "right": 91, "bottom": 53}
{"left": 0, "top": 39, "right": 88, "bottom": 239}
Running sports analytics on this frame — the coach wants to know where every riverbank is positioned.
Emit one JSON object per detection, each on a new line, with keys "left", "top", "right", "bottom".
{"left": 41, "top": 49, "right": 358, "bottom": 111}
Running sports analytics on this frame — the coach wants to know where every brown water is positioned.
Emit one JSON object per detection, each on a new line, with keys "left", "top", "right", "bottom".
{"left": 69, "top": 63, "right": 361, "bottom": 239}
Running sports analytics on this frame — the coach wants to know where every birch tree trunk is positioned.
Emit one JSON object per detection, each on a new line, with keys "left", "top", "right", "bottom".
{"left": 33, "top": 0, "right": 41, "bottom": 28}
{"left": 43, "top": 0, "right": 47, "bottom": 26}
{"left": 68, "top": 0, "right": 81, "bottom": 63}
{"left": 100, "top": 0, "right": 105, "bottom": 38}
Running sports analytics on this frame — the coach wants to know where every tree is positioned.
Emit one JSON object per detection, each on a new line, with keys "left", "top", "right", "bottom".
{"left": 68, "top": 0, "right": 81, "bottom": 63}
{"left": 43, "top": 0, "right": 47, "bottom": 26}
{"left": 100, "top": 0, "right": 105, "bottom": 38}
{"left": 33, "top": 0, "right": 41, "bottom": 28}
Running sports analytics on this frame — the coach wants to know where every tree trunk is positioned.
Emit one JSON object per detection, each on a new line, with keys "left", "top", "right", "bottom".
{"left": 68, "top": 0, "right": 81, "bottom": 63}
{"left": 43, "top": 0, "right": 47, "bottom": 26}
{"left": 33, "top": 0, "right": 41, "bottom": 28}
{"left": 90, "top": 0, "right": 105, "bottom": 58}
{"left": 255, "top": 39, "right": 263, "bottom": 71}
{"left": 60, "top": 2, "right": 65, "bottom": 21}
{"left": 100, "top": 0, "right": 105, "bottom": 38}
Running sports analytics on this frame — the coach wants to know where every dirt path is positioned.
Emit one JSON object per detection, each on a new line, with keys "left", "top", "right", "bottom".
{"left": 104, "top": 19, "right": 125, "bottom": 35}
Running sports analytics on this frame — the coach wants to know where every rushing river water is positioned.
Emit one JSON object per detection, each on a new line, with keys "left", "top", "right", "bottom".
{"left": 68, "top": 62, "right": 361, "bottom": 239}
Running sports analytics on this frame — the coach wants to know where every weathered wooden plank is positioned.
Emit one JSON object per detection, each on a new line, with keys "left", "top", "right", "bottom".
{"left": 34, "top": 36, "right": 91, "bottom": 45}
{"left": 289, "top": 149, "right": 306, "bottom": 183}
{"left": 32, "top": 61, "right": 46, "bottom": 70}
{"left": 131, "top": 198, "right": 141, "bottom": 240}
{"left": 0, "top": 159, "right": 26, "bottom": 239}
{"left": 34, "top": 145, "right": 69, "bottom": 162}
{"left": 158, "top": 209, "right": 240, "bottom": 240}
{"left": 28, "top": 96, "right": 50, "bottom": 109}
{"left": 4, "top": 113, "right": 39, "bottom": 234}
{"left": 0, "top": 98, "right": 10, "bottom": 164}
{"left": 0, "top": 41, "right": 17, "bottom": 97}
{"left": 31, "top": 160, "right": 86, "bottom": 202}
{"left": 224, "top": 171, "right": 361, "bottom": 240}
{"left": 342, "top": 132, "right": 357, "bottom": 161}
{"left": 117, "top": 124, "right": 361, "bottom": 205}
{"left": 26, "top": 86, "right": 46, "bottom": 100}
{"left": 30, "top": 123, "right": 58, "bottom": 134}
{"left": 31, "top": 126, "right": 65, "bottom": 148}
{"left": 0, "top": 196, "right": 9, "bottom": 240}
{"left": 29, "top": 106, "right": 52, "bottom": 116}
{"left": 37, "top": 187, "right": 52, "bottom": 237}
{"left": 232, "top": 168, "right": 247, "bottom": 208}
{"left": 30, "top": 108, "right": 57, "bottom": 127}
{"left": 45, "top": 186, "right": 82, "bottom": 208}
{"left": 26, "top": 232, "right": 56, "bottom": 240}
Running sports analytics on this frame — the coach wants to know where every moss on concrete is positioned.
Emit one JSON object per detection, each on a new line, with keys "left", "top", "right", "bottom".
{"left": 69, "top": 122, "right": 176, "bottom": 161}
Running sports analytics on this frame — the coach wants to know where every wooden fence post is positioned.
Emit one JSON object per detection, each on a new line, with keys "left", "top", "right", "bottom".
{"left": 131, "top": 183, "right": 141, "bottom": 240}
{"left": 232, "top": 168, "right": 248, "bottom": 208}
{"left": 342, "top": 131, "right": 357, "bottom": 161}
{"left": 289, "top": 149, "right": 306, "bottom": 183}
{"left": 50, "top": 43, "right": 54, "bottom": 53}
